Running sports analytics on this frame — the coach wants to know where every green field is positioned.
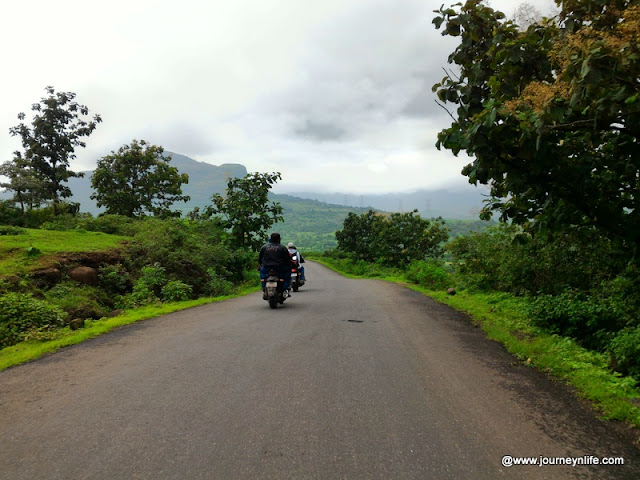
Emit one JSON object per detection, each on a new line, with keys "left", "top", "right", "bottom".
{"left": 0, "top": 229, "right": 127, "bottom": 276}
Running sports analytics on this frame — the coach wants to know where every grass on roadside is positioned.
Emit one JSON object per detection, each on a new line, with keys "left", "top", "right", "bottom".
{"left": 0, "top": 284, "right": 261, "bottom": 371}
{"left": 311, "top": 255, "right": 640, "bottom": 429}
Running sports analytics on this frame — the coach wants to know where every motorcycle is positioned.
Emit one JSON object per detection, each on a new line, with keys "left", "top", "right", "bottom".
{"left": 290, "top": 254, "right": 305, "bottom": 292}
{"left": 262, "top": 268, "right": 287, "bottom": 309}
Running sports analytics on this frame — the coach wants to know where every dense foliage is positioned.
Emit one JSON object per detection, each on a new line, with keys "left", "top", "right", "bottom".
{"left": 8, "top": 86, "right": 101, "bottom": 216}
{"left": 198, "top": 172, "right": 284, "bottom": 251}
{"left": 433, "top": 1, "right": 640, "bottom": 249}
{"left": 335, "top": 209, "right": 449, "bottom": 267}
{"left": 91, "top": 140, "right": 190, "bottom": 217}
{"left": 0, "top": 293, "right": 66, "bottom": 348}
{"left": 446, "top": 224, "right": 639, "bottom": 379}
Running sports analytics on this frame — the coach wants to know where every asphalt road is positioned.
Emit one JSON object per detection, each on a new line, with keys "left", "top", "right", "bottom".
{"left": 1, "top": 261, "right": 639, "bottom": 479}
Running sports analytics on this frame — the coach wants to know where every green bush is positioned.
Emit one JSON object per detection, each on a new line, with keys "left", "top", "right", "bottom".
{"left": 0, "top": 226, "right": 26, "bottom": 236}
{"left": 99, "top": 263, "right": 131, "bottom": 295}
{"left": 161, "top": 281, "right": 193, "bottom": 302}
{"left": 44, "top": 283, "right": 110, "bottom": 319}
{"left": 608, "top": 326, "right": 640, "bottom": 381}
{"left": 41, "top": 214, "right": 83, "bottom": 231}
{"left": 81, "top": 214, "right": 139, "bottom": 236}
{"left": 204, "top": 270, "right": 233, "bottom": 296}
{"left": 124, "top": 218, "right": 246, "bottom": 296}
{"left": 116, "top": 283, "right": 157, "bottom": 310}
{"left": 446, "top": 225, "right": 628, "bottom": 295}
{"left": 0, "top": 201, "right": 24, "bottom": 226}
{"left": 0, "top": 293, "right": 66, "bottom": 349}
{"left": 136, "top": 264, "right": 167, "bottom": 297}
{"left": 527, "top": 292, "right": 627, "bottom": 350}
{"left": 406, "top": 260, "right": 450, "bottom": 290}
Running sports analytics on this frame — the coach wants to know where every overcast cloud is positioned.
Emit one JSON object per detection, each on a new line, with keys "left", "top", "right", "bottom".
{"left": 1, "top": 0, "right": 558, "bottom": 194}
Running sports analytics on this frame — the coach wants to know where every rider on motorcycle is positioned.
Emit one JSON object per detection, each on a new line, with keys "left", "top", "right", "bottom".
{"left": 259, "top": 233, "right": 292, "bottom": 296}
{"left": 287, "top": 242, "right": 306, "bottom": 283}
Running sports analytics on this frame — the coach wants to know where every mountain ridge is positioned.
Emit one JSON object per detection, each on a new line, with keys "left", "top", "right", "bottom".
{"left": 2, "top": 152, "right": 488, "bottom": 219}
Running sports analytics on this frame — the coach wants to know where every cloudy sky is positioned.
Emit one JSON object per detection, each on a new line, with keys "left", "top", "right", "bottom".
{"left": 1, "top": 0, "right": 558, "bottom": 194}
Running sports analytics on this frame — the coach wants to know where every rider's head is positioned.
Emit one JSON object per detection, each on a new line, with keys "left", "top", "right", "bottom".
{"left": 288, "top": 242, "right": 295, "bottom": 248}
{"left": 270, "top": 232, "right": 281, "bottom": 244}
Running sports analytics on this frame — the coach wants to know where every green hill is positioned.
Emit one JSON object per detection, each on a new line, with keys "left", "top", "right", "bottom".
{"left": 270, "top": 194, "right": 372, "bottom": 251}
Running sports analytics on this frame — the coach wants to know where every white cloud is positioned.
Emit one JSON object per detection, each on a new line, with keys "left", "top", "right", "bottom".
{"left": 1, "top": 0, "right": 555, "bottom": 193}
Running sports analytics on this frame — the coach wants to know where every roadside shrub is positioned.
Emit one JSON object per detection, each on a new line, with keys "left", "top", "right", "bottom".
{"left": 136, "top": 264, "right": 167, "bottom": 297}
{"left": 0, "top": 201, "right": 24, "bottom": 226}
{"left": 99, "top": 263, "right": 131, "bottom": 295}
{"left": 161, "top": 281, "right": 193, "bottom": 302}
{"left": 124, "top": 218, "right": 243, "bottom": 296}
{"left": 44, "top": 283, "right": 110, "bottom": 319}
{"left": 0, "top": 293, "right": 66, "bottom": 349}
{"left": 0, "top": 226, "right": 26, "bottom": 236}
{"left": 447, "top": 225, "right": 628, "bottom": 295}
{"left": 608, "top": 326, "right": 640, "bottom": 381}
{"left": 81, "top": 214, "right": 139, "bottom": 236}
{"left": 527, "top": 292, "right": 627, "bottom": 350}
{"left": 41, "top": 214, "right": 82, "bottom": 231}
{"left": 406, "top": 260, "right": 450, "bottom": 290}
{"left": 204, "top": 269, "right": 233, "bottom": 296}
{"left": 116, "top": 283, "right": 157, "bottom": 310}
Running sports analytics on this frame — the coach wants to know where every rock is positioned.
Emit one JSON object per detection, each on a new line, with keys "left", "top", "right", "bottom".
{"left": 68, "top": 266, "right": 99, "bottom": 286}
{"left": 108, "top": 309, "right": 124, "bottom": 317}
{"left": 69, "top": 318, "right": 85, "bottom": 330}
{"left": 447, "top": 288, "right": 456, "bottom": 295}
{"left": 31, "top": 268, "right": 62, "bottom": 287}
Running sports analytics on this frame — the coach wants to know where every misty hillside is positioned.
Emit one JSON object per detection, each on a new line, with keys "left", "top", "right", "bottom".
{"left": 3, "top": 152, "right": 488, "bottom": 219}
{"left": 284, "top": 187, "right": 489, "bottom": 220}
{"left": 0, "top": 152, "right": 494, "bottom": 250}
{"left": 62, "top": 152, "right": 248, "bottom": 215}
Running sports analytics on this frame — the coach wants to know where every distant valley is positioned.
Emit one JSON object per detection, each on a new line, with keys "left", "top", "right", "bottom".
{"left": 2, "top": 152, "right": 493, "bottom": 250}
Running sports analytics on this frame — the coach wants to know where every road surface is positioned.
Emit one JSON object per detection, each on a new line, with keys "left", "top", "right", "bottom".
{"left": 1, "top": 261, "right": 639, "bottom": 479}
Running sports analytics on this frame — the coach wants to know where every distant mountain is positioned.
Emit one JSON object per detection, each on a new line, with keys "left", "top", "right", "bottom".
{"left": 62, "top": 152, "right": 248, "bottom": 215}
{"left": 283, "top": 186, "right": 489, "bottom": 220}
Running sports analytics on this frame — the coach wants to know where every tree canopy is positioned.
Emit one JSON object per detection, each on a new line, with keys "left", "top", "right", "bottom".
{"left": 9, "top": 86, "right": 101, "bottom": 215}
{"left": 200, "top": 172, "right": 284, "bottom": 251}
{"left": 90, "top": 140, "right": 190, "bottom": 217}
{"left": 199, "top": 172, "right": 284, "bottom": 251}
{"left": 336, "top": 209, "right": 449, "bottom": 266}
{"left": 433, "top": 1, "right": 640, "bottom": 249}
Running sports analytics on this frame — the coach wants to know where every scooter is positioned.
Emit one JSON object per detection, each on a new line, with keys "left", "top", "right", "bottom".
{"left": 262, "top": 268, "right": 288, "bottom": 309}
{"left": 290, "top": 254, "right": 305, "bottom": 292}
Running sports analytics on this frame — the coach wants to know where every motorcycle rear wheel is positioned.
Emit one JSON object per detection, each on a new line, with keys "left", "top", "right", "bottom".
{"left": 268, "top": 296, "right": 278, "bottom": 309}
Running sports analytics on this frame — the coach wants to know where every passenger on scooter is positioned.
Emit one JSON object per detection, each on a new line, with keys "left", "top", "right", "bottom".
{"left": 287, "top": 242, "right": 306, "bottom": 283}
{"left": 258, "top": 233, "right": 292, "bottom": 295}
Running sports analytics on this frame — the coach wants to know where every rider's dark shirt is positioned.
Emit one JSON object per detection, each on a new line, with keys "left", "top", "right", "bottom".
{"left": 259, "top": 241, "right": 290, "bottom": 267}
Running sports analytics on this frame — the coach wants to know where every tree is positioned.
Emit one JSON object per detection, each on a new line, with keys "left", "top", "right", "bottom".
{"left": 203, "top": 172, "right": 283, "bottom": 251}
{"left": 91, "top": 140, "right": 190, "bottom": 217}
{"left": 432, "top": 1, "right": 640, "bottom": 249}
{"left": 335, "top": 210, "right": 385, "bottom": 263}
{"left": 0, "top": 155, "right": 47, "bottom": 213}
{"left": 9, "top": 86, "right": 101, "bottom": 215}
{"left": 336, "top": 209, "right": 449, "bottom": 266}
